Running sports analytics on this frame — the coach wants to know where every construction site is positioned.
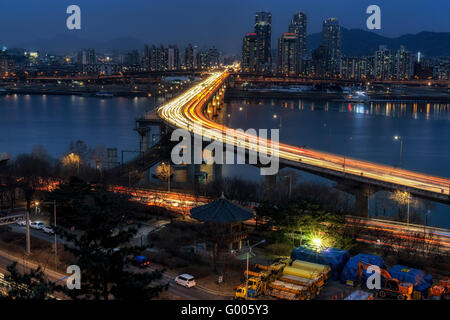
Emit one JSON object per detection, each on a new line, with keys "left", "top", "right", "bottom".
{"left": 234, "top": 245, "right": 450, "bottom": 301}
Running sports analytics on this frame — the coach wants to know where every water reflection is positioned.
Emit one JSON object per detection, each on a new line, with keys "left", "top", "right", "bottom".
{"left": 234, "top": 99, "right": 450, "bottom": 120}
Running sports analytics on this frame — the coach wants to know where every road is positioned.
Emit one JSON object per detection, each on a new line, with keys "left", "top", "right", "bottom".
{"left": 157, "top": 71, "right": 450, "bottom": 201}
{"left": 1, "top": 221, "right": 226, "bottom": 300}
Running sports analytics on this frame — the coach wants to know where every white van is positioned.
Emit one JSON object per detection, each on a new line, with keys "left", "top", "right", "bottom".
{"left": 174, "top": 274, "right": 196, "bottom": 288}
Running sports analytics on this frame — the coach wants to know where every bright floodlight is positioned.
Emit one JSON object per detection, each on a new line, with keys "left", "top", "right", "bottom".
{"left": 312, "top": 238, "right": 322, "bottom": 247}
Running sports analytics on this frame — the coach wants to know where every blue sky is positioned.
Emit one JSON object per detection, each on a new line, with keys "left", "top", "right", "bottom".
{"left": 1, "top": 0, "right": 449, "bottom": 53}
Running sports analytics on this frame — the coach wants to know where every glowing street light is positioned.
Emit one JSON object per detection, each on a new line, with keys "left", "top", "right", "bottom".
{"left": 312, "top": 238, "right": 322, "bottom": 247}
{"left": 394, "top": 135, "right": 403, "bottom": 168}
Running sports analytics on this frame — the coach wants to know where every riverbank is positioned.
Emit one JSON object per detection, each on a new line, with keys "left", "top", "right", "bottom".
{"left": 225, "top": 88, "right": 450, "bottom": 103}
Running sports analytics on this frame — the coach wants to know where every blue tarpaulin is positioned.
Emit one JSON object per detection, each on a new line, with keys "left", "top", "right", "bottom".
{"left": 340, "top": 253, "right": 386, "bottom": 286}
{"left": 389, "top": 265, "right": 433, "bottom": 297}
{"left": 291, "top": 246, "right": 350, "bottom": 280}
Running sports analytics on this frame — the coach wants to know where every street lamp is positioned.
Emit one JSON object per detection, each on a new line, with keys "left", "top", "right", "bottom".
{"left": 282, "top": 175, "right": 292, "bottom": 200}
{"left": 425, "top": 210, "right": 431, "bottom": 227}
{"left": 273, "top": 114, "right": 282, "bottom": 130}
{"left": 323, "top": 123, "right": 331, "bottom": 152}
{"left": 343, "top": 136, "right": 353, "bottom": 173}
{"left": 162, "top": 162, "right": 171, "bottom": 192}
{"left": 394, "top": 136, "right": 403, "bottom": 168}
{"left": 245, "top": 239, "right": 265, "bottom": 300}
{"left": 35, "top": 200, "right": 58, "bottom": 270}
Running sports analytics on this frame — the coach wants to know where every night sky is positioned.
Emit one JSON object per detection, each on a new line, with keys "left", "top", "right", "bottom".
{"left": 1, "top": 0, "right": 449, "bottom": 53}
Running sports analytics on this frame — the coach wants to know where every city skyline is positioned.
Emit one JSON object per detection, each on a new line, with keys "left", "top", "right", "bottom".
{"left": 1, "top": 0, "right": 450, "bottom": 54}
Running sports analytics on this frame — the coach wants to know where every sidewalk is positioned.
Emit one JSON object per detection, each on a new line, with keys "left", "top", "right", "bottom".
{"left": 0, "top": 248, "right": 66, "bottom": 281}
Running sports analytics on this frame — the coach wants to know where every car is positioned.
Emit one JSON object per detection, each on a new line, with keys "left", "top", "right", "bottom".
{"left": 42, "top": 226, "right": 54, "bottom": 234}
{"left": 16, "top": 219, "right": 27, "bottom": 226}
{"left": 30, "top": 221, "right": 45, "bottom": 229}
{"left": 134, "top": 255, "right": 150, "bottom": 268}
{"left": 175, "top": 274, "right": 196, "bottom": 288}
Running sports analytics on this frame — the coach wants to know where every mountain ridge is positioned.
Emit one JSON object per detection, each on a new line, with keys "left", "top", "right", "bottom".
{"left": 7, "top": 29, "right": 450, "bottom": 57}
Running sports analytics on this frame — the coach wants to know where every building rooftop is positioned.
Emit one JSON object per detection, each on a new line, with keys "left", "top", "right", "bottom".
{"left": 190, "top": 193, "right": 254, "bottom": 223}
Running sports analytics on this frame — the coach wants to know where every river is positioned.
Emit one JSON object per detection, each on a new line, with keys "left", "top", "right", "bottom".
{"left": 0, "top": 94, "right": 449, "bottom": 227}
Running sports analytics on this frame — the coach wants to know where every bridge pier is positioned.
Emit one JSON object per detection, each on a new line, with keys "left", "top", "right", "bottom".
{"left": 134, "top": 114, "right": 167, "bottom": 184}
{"left": 354, "top": 189, "right": 372, "bottom": 218}
{"left": 264, "top": 174, "right": 277, "bottom": 200}
{"left": 335, "top": 182, "right": 378, "bottom": 217}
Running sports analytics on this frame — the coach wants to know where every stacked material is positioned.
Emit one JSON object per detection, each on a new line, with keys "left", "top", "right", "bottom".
{"left": 283, "top": 266, "right": 320, "bottom": 280}
{"left": 291, "top": 246, "right": 350, "bottom": 280}
{"left": 389, "top": 265, "right": 433, "bottom": 298}
{"left": 340, "top": 253, "right": 386, "bottom": 287}
{"left": 280, "top": 274, "right": 316, "bottom": 287}
{"left": 270, "top": 280, "right": 307, "bottom": 292}
{"left": 292, "top": 260, "right": 331, "bottom": 279}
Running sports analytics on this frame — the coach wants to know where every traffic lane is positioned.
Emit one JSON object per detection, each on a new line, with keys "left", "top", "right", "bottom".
{"left": 159, "top": 71, "right": 449, "bottom": 195}
{"left": 142, "top": 265, "right": 227, "bottom": 300}
{"left": 6, "top": 224, "right": 71, "bottom": 247}
{"left": 166, "top": 279, "right": 226, "bottom": 300}
{"left": 0, "top": 252, "right": 64, "bottom": 283}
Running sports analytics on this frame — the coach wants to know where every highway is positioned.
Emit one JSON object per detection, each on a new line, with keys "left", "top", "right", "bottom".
{"left": 157, "top": 71, "right": 450, "bottom": 202}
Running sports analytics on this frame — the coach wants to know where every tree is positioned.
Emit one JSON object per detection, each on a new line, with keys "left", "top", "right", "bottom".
{"left": 1, "top": 262, "right": 56, "bottom": 300}
{"left": 51, "top": 180, "right": 167, "bottom": 300}
{"left": 13, "top": 153, "right": 53, "bottom": 214}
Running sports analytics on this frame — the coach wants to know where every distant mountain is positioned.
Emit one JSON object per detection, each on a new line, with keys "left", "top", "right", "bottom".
{"left": 307, "top": 29, "right": 450, "bottom": 57}
{"left": 9, "top": 29, "right": 450, "bottom": 57}
{"left": 11, "top": 34, "right": 146, "bottom": 54}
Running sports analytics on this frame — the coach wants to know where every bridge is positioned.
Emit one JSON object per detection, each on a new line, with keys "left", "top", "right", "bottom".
{"left": 156, "top": 70, "right": 450, "bottom": 216}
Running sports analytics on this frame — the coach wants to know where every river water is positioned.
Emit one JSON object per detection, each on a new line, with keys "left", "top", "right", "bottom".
{"left": 0, "top": 94, "right": 449, "bottom": 227}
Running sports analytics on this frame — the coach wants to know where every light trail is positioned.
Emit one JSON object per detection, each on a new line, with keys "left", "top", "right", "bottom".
{"left": 157, "top": 71, "right": 450, "bottom": 200}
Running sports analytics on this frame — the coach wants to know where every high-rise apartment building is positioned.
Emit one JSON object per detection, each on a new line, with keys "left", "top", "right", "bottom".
{"left": 322, "top": 18, "right": 341, "bottom": 76}
{"left": 242, "top": 33, "right": 258, "bottom": 72}
{"left": 254, "top": 11, "right": 272, "bottom": 73}
{"left": 288, "top": 12, "right": 307, "bottom": 57}
{"left": 277, "top": 33, "right": 299, "bottom": 75}
{"left": 374, "top": 45, "right": 393, "bottom": 79}
{"left": 167, "top": 45, "right": 180, "bottom": 71}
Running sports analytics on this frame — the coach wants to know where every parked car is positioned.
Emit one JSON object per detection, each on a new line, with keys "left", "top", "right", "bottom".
{"left": 30, "top": 221, "right": 45, "bottom": 229}
{"left": 42, "top": 226, "right": 54, "bottom": 234}
{"left": 134, "top": 256, "right": 150, "bottom": 268}
{"left": 16, "top": 219, "right": 27, "bottom": 226}
{"left": 175, "top": 274, "right": 196, "bottom": 288}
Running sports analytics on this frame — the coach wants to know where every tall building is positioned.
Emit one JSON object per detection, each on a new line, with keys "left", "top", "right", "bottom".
{"left": 288, "top": 12, "right": 307, "bottom": 58}
{"left": 149, "top": 45, "right": 168, "bottom": 71}
{"left": 77, "top": 49, "right": 96, "bottom": 65}
{"left": 142, "top": 45, "right": 151, "bottom": 70}
{"left": 312, "top": 45, "right": 331, "bottom": 77}
{"left": 322, "top": 18, "right": 341, "bottom": 76}
{"left": 0, "top": 51, "right": 14, "bottom": 75}
{"left": 167, "top": 45, "right": 180, "bottom": 71}
{"left": 393, "top": 46, "right": 412, "bottom": 79}
{"left": 185, "top": 44, "right": 194, "bottom": 70}
{"left": 242, "top": 33, "right": 258, "bottom": 73}
{"left": 374, "top": 45, "right": 393, "bottom": 79}
{"left": 340, "top": 56, "right": 373, "bottom": 79}
{"left": 277, "top": 33, "right": 299, "bottom": 76}
{"left": 208, "top": 47, "right": 220, "bottom": 68}
{"left": 254, "top": 11, "right": 272, "bottom": 73}
{"left": 125, "top": 50, "right": 140, "bottom": 66}
{"left": 198, "top": 51, "right": 209, "bottom": 69}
